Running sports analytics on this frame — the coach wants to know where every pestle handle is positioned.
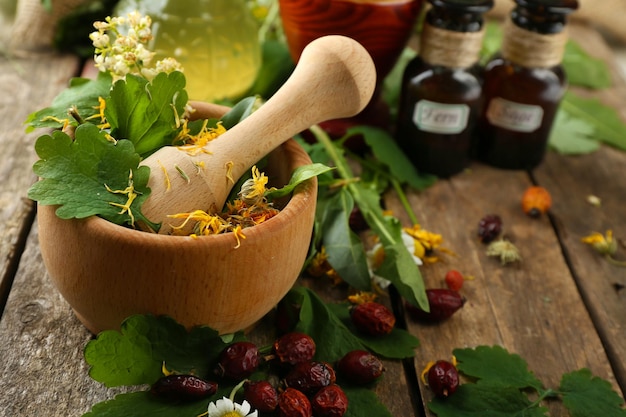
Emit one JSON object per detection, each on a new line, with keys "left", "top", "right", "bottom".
{"left": 139, "top": 35, "right": 377, "bottom": 234}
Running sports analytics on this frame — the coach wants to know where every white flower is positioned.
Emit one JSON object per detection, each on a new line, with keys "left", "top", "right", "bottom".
{"left": 207, "top": 397, "right": 258, "bottom": 417}
{"left": 367, "top": 230, "right": 423, "bottom": 289}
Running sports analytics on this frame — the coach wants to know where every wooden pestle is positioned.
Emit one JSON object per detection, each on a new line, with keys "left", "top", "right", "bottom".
{"left": 139, "top": 35, "right": 377, "bottom": 234}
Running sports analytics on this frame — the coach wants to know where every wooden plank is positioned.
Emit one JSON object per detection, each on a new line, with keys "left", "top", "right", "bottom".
{"left": 535, "top": 23, "right": 626, "bottom": 394}
{"left": 0, "top": 53, "right": 80, "bottom": 315}
{"left": 386, "top": 162, "right": 620, "bottom": 416}
{"left": 537, "top": 146, "right": 626, "bottom": 392}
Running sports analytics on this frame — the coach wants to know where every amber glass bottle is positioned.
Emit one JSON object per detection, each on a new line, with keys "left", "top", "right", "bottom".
{"left": 477, "top": 0, "right": 578, "bottom": 169}
{"left": 396, "top": 0, "right": 493, "bottom": 178}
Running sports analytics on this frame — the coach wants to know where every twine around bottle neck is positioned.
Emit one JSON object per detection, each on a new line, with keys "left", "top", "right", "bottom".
{"left": 420, "top": 22, "right": 485, "bottom": 69}
{"left": 500, "top": 17, "right": 569, "bottom": 68}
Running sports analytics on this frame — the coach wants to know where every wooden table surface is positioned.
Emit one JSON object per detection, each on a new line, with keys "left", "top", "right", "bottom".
{"left": 0, "top": 23, "right": 625, "bottom": 416}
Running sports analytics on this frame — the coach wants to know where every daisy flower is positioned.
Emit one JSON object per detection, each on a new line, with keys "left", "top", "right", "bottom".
{"left": 207, "top": 397, "right": 258, "bottom": 417}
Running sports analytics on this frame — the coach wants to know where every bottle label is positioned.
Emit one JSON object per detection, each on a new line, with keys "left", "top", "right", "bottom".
{"left": 412, "top": 100, "right": 470, "bottom": 134}
{"left": 486, "top": 97, "right": 544, "bottom": 133}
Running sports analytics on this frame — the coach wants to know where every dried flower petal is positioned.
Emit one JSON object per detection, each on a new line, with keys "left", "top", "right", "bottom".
{"left": 486, "top": 239, "right": 522, "bottom": 265}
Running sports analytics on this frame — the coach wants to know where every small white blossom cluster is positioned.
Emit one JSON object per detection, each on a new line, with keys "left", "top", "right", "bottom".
{"left": 89, "top": 11, "right": 183, "bottom": 81}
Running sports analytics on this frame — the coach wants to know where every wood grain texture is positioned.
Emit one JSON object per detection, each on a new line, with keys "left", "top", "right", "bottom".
{"left": 0, "top": 53, "right": 80, "bottom": 314}
{"left": 536, "top": 23, "right": 626, "bottom": 394}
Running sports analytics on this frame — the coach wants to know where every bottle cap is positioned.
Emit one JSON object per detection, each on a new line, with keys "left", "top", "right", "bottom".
{"left": 429, "top": 0, "right": 494, "bottom": 14}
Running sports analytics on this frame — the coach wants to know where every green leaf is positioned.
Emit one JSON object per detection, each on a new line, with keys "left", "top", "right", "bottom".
{"left": 343, "top": 385, "right": 394, "bottom": 417}
{"left": 82, "top": 391, "right": 208, "bottom": 417}
{"left": 549, "top": 108, "right": 599, "bottom": 154}
{"left": 560, "top": 369, "right": 626, "bottom": 417}
{"left": 25, "top": 71, "right": 112, "bottom": 131}
{"left": 105, "top": 71, "right": 188, "bottom": 156}
{"left": 245, "top": 39, "right": 295, "bottom": 99}
{"left": 220, "top": 96, "right": 258, "bottom": 129}
{"left": 265, "top": 163, "right": 334, "bottom": 200}
{"left": 28, "top": 123, "right": 151, "bottom": 227}
{"left": 320, "top": 188, "right": 372, "bottom": 291}
{"left": 453, "top": 345, "right": 544, "bottom": 391}
{"left": 375, "top": 240, "right": 428, "bottom": 311}
{"left": 293, "top": 287, "right": 369, "bottom": 362}
{"left": 326, "top": 302, "right": 419, "bottom": 358}
{"left": 84, "top": 314, "right": 241, "bottom": 387}
{"left": 291, "top": 287, "right": 418, "bottom": 361}
{"left": 560, "top": 91, "right": 626, "bottom": 151}
{"left": 355, "top": 125, "right": 437, "bottom": 190}
{"left": 428, "top": 384, "right": 548, "bottom": 417}
{"left": 562, "top": 41, "right": 612, "bottom": 89}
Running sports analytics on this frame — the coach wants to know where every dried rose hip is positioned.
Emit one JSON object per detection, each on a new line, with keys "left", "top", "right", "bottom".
{"left": 405, "top": 289, "right": 465, "bottom": 322}
{"left": 478, "top": 214, "right": 502, "bottom": 243}
{"left": 311, "top": 384, "right": 349, "bottom": 417}
{"left": 273, "top": 332, "right": 316, "bottom": 365}
{"left": 285, "top": 361, "right": 336, "bottom": 394}
{"left": 427, "top": 360, "right": 459, "bottom": 398}
{"left": 278, "top": 387, "right": 313, "bottom": 417}
{"left": 350, "top": 302, "right": 396, "bottom": 336}
{"left": 244, "top": 380, "right": 278, "bottom": 413}
{"left": 522, "top": 186, "right": 552, "bottom": 218}
{"left": 337, "top": 350, "right": 384, "bottom": 385}
{"left": 444, "top": 269, "right": 464, "bottom": 291}
{"left": 349, "top": 206, "right": 368, "bottom": 232}
{"left": 215, "top": 341, "right": 260, "bottom": 380}
{"left": 150, "top": 374, "right": 217, "bottom": 401}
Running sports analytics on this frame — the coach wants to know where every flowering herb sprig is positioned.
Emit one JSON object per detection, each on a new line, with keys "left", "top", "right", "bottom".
{"left": 90, "top": 11, "right": 183, "bottom": 81}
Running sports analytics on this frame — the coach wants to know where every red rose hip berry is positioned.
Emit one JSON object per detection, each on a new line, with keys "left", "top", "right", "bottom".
{"left": 444, "top": 269, "right": 464, "bottom": 291}
{"left": 478, "top": 214, "right": 502, "bottom": 243}
{"left": 405, "top": 289, "right": 465, "bottom": 322}
{"left": 215, "top": 341, "right": 260, "bottom": 380}
{"left": 427, "top": 360, "right": 459, "bottom": 398}
{"left": 285, "top": 361, "right": 336, "bottom": 394}
{"left": 278, "top": 387, "right": 313, "bottom": 417}
{"left": 243, "top": 380, "right": 278, "bottom": 413}
{"left": 350, "top": 302, "right": 396, "bottom": 336}
{"left": 337, "top": 350, "right": 384, "bottom": 385}
{"left": 273, "top": 332, "right": 316, "bottom": 365}
{"left": 312, "top": 384, "right": 349, "bottom": 417}
{"left": 150, "top": 374, "right": 218, "bottom": 401}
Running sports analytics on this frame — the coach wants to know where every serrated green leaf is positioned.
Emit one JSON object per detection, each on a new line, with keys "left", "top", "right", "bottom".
{"left": 81, "top": 391, "right": 208, "bottom": 417}
{"left": 105, "top": 71, "right": 188, "bottom": 156}
{"left": 355, "top": 125, "right": 436, "bottom": 190}
{"left": 549, "top": 108, "right": 599, "bottom": 154}
{"left": 320, "top": 188, "right": 372, "bottom": 290}
{"left": 28, "top": 123, "right": 151, "bottom": 226}
{"left": 560, "top": 369, "right": 626, "bottom": 417}
{"left": 453, "top": 345, "right": 544, "bottom": 391}
{"left": 265, "top": 163, "right": 334, "bottom": 200}
{"left": 84, "top": 315, "right": 242, "bottom": 387}
{"left": 560, "top": 91, "right": 626, "bottom": 151}
{"left": 25, "top": 71, "right": 112, "bottom": 131}
{"left": 428, "top": 384, "right": 548, "bottom": 417}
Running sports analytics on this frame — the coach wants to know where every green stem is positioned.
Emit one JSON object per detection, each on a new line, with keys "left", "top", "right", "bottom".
{"left": 391, "top": 178, "right": 419, "bottom": 226}
{"left": 344, "top": 150, "right": 419, "bottom": 226}
{"left": 606, "top": 254, "right": 626, "bottom": 267}
{"left": 527, "top": 388, "right": 559, "bottom": 410}
{"left": 229, "top": 379, "right": 247, "bottom": 402}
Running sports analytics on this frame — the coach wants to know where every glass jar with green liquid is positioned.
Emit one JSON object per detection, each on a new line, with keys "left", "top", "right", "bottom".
{"left": 115, "top": 0, "right": 262, "bottom": 102}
